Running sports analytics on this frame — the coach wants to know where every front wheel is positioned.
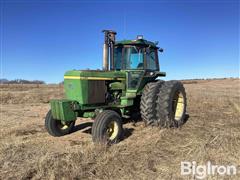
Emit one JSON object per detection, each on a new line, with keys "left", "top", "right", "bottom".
{"left": 92, "top": 110, "right": 123, "bottom": 144}
{"left": 45, "top": 110, "right": 75, "bottom": 137}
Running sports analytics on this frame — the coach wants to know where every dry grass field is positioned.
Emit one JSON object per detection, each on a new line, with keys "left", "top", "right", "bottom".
{"left": 0, "top": 79, "right": 239, "bottom": 180}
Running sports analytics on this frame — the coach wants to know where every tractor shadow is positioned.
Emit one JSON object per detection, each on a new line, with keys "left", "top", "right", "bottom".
{"left": 183, "top": 114, "right": 190, "bottom": 125}
{"left": 122, "top": 128, "right": 134, "bottom": 140}
{"left": 123, "top": 112, "right": 142, "bottom": 124}
{"left": 73, "top": 122, "right": 93, "bottom": 134}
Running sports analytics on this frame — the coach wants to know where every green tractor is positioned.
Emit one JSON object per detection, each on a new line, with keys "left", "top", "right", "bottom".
{"left": 45, "top": 30, "right": 187, "bottom": 144}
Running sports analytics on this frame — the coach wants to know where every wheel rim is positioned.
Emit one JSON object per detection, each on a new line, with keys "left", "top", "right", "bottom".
{"left": 173, "top": 91, "right": 185, "bottom": 121}
{"left": 56, "top": 121, "right": 71, "bottom": 130}
{"left": 106, "top": 121, "right": 119, "bottom": 140}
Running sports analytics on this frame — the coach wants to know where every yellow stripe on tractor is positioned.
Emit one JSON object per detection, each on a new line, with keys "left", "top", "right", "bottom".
{"left": 64, "top": 76, "right": 125, "bottom": 81}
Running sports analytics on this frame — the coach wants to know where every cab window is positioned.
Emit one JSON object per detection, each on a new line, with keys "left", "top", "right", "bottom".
{"left": 146, "top": 49, "right": 158, "bottom": 70}
{"left": 114, "top": 46, "right": 123, "bottom": 70}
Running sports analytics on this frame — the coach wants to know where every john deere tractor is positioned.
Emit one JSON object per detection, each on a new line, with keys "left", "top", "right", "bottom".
{"left": 45, "top": 30, "right": 187, "bottom": 144}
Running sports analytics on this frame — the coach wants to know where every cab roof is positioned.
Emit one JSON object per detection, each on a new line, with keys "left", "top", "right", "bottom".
{"left": 115, "top": 39, "right": 158, "bottom": 48}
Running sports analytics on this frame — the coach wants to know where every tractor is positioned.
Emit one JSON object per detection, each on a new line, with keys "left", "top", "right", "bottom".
{"left": 45, "top": 30, "right": 187, "bottom": 144}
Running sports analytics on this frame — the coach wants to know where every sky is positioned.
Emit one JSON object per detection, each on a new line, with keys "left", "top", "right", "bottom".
{"left": 0, "top": 0, "right": 239, "bottom": 83}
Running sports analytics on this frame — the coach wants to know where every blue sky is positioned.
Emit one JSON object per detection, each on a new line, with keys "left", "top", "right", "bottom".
{"left": 1, "top": 0, "right": 239, "bottom": 83}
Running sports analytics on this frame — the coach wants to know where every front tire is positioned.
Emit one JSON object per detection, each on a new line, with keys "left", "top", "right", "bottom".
{"left": 156, "top": 81, "right": 187, "bottom": 128}
{"left": 92, "top": 110, "right": 123, "bottom": 144}
{"left": 45, "top": 110, "right": 75, "bottom": 137}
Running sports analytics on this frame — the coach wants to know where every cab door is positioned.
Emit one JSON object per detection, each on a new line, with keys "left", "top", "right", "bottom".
{"left": 122, "top": 46, "right": 145, "bottom": 92}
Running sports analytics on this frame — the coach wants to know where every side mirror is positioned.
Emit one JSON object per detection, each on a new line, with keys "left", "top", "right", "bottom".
{"left": 159, "top": 48, "right": 164, "bottom": 53}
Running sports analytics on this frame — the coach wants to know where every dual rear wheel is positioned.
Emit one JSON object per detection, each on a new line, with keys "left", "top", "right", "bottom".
{"left": 140, "top": 80, "right": 187, "bottom": 128}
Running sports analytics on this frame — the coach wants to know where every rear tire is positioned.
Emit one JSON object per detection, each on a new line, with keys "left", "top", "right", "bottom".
{"left": 140, "top": 81, "right": 164, "bottom": 125}
{"left": 156, "top": 81, "right": 187, "bottom": 128}
{"left": 92, "top": 110, "right": 123, "bottom": 144}
{"left": 45, "top": 110, "right": 75, "bottom": 137}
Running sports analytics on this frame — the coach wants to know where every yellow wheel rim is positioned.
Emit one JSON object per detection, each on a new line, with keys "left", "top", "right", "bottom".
{"left": 57, "top": 121, "right": 71, "bottom": 130}
{"left": 173, "top": 91, "right": 185, "bottom": 121}
{"left": 61, "top": 125, "right": 69, "bottom": 130}
{"left": 106, "top": 121, "right": 119, "bottom": 140}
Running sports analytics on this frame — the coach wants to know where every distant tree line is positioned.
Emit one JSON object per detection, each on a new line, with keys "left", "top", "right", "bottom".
{"left": 0, "top": 77, "right": 238, "bottom": 85}
{"left": 181, "top": 77, "right": 237, "bottom": 81}
{"left": 0, "top": 79, "right": 45, "bottom": 84}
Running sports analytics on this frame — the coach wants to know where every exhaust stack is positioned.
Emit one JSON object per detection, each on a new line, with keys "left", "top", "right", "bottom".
{"left": 102, "top": 30, "right": 116, "bottom": 71}
{"left": 102, "top": 43, "right": 109, "bottom": 71}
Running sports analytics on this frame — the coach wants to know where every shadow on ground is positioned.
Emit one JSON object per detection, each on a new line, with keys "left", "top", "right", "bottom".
{"left": 183, "top": 114, "right": 190, "bottom": 126}
{"left": 73, "top": 122, "right": 93, "bottom": 134}
{"left": 122, "top": 128, "right": 134, "bottom": 140}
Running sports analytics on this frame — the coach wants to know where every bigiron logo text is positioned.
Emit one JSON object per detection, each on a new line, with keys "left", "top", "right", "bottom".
{"left": 181, "top": 161, "right": 237, "bottom": 179}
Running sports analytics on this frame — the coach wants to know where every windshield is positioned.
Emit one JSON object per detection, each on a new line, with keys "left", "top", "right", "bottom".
{"left": 124, "top": 47, "right": 144, "bottom": 69}
{"left": 114, "top": 46, "right": 144, "bottom": 70}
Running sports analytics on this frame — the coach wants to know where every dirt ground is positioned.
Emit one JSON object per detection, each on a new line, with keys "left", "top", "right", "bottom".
{"left": 0, "top": 79, "right": 239, "bottom": 180}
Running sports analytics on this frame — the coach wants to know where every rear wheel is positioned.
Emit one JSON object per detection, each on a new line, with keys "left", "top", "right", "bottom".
{"left": 156, "top": 81, "right": 187, "bottom": 128}
{"left": 92, "top": 110, "right": 123, "bottom": 144}
{"left": 45, "top": 110, "right": 75, "bottom": 136}
{"left": 140, "top": 81, "right": 164, "bottom": 125}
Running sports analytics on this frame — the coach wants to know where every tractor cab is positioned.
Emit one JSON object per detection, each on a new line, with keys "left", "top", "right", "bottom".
{"left": 101, "top": 30, "right": 165, "bottom": 91}
{"left": 114, "top": 38, "right": 160, "bottom": 71}
{"left": 102, "top": 30, "right": 164, "bottom": 72}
